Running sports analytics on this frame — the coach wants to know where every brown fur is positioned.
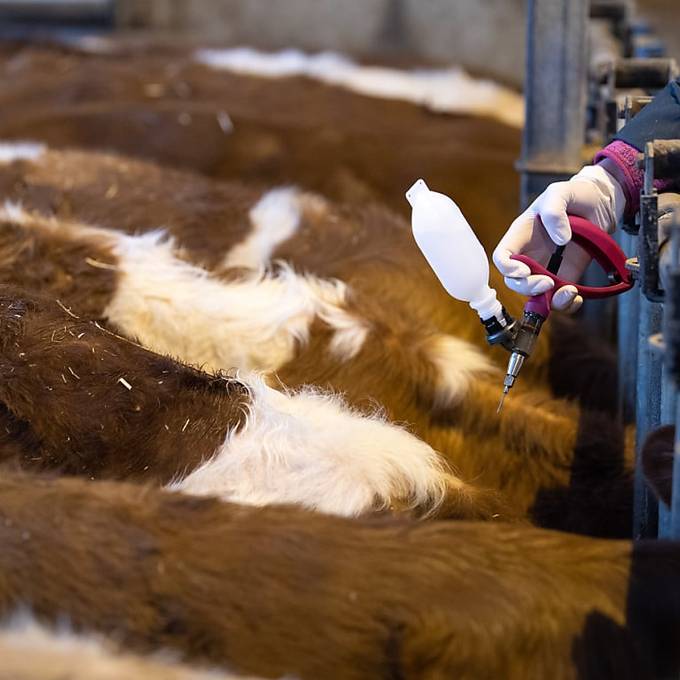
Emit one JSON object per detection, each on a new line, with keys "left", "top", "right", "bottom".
{"left": 0, "top": 46, "right": 627, "bottom": 533}
{"left": 0, "top": 620, "right": 250, "bottom": 680}
{"left": 0, "top": 149, "right": 257, "bottom": 272}
{"left": 0, "top": 43, "right": 616, "bottom": 407}
{"left": 0, "top": 147, "right": 535, "bottom": 365}
{"left": 0, "top": 199, "right": 632, "bottom": 533}
{"left": 0, "top": 471, "right": 679, "bottom": 680}
{"left": 0, "top": 44, "right": 519, "bottom": 244}
{"left": 0, "top": 286, "right": 248, "bottom": 482}
{"left": 0, "top": 145, "right": 621, "bottom": 408}
{"left": 0, "top": 284, "right": 510, "bottom": 522}
{"left": 284, "top": 327, "right": 634, "bottom": 534}
{"left": 0, "top": 214, "right": 117, "bottom": 319}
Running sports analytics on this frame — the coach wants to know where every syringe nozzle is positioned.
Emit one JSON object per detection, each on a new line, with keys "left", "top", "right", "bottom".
{"left": 496, "top": 386, "right": 509, "bottom": 414}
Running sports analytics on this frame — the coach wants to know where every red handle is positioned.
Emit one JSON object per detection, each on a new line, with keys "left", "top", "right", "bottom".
{"left": 510, "top": 215, "right": 634, "bottom": 301}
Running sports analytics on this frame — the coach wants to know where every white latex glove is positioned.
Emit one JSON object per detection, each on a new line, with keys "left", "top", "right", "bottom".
{"left": 493, "top": 163, "right": 626, "bottom": 313}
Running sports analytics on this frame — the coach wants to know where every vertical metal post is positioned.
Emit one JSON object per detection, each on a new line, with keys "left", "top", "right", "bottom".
{"left": 666, "top": 206, "right": 680, "bottom": 538}
{"left": 519, "top": 0, "right": 589, "bottom": 209}
{"left": 634, "top": 292, "right": 662, "bottom": 538}
{"left": 633, "top": 146, "right": 661, "bottom": 539}
{"left": 618, "top": 231, "right": 639, "bottom": 422}
{"left": 672, "top": 400, "right": 680, "bottom": 538}
{"left": 617, "top": 100, "right": 639, "bottom": 423}
{"left": 657, "top": 197, "right": 680, "bottom": 537}
{"left": 658, "top": 368, "right": 676, "bottom": 537}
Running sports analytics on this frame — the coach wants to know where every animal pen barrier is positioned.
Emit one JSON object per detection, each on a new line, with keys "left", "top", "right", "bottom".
{"left": 525, "top": 0, "right": 680, "bottom": 540}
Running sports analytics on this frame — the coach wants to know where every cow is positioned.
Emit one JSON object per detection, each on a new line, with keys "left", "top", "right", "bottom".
{"left": 0, "top": 283, "right": 502, "bottom": 521}
{"left": 0, "top": 281, "right": 629, "bottom": 534}
{"left": 0, "top": 615, "right": 259, "bottom": 680}
{"left": 0, "top": 42, "right": 519, "bottom": 245}
{"left": 0, "top": 471, "right": 678, "bottom": 680}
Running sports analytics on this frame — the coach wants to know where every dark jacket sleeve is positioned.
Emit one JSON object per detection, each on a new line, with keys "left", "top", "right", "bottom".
{"left": 616, "top": 78, "right": 680, "bottom": 150}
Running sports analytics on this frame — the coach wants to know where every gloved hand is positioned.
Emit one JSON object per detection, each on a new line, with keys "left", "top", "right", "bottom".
{"left": 492, "top": 163, "right": 626, "bottom": 313}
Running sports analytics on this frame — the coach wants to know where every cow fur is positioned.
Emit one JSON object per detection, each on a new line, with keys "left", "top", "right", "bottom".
{"left": 0, "top": 284, "right": 502, "bottom": 520}
{"left": 0, "top": 144, "right": 619, "bottom": 406}
{"left": 0, "top": 616, "right": 257, "bottom": 680}
{"left": 0, "top": 194, "right": 632, "bottom": 533}
{"left": 0, "top": 146, "right": 532, "bottom": 366}
{"left": 0, "top": 472, "right": 679, "bottom": 680}
{"left": 0, "top": 43, "right": 520, "bottom": 240}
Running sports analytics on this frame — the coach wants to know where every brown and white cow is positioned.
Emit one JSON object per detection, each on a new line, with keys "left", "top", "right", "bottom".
{"left": 0, "top": 284, "right": 501, "bottom": 521}
{"left": 0, "top": 276, "right": 629, "bottom": 534}
{"left": 0, "top": 471, "right": 678, "bottom": 680}
{"left": 0, "top": 43, "right": 519, "bottom": 244}
{"left": 0, "top": 143, "right": 620, "bottom": 413}
{"left": 0, "top": 616, "right": 258, "bottom": 680}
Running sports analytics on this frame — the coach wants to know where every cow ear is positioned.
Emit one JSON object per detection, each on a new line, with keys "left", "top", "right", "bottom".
{"left": 641, "top": 425, "right": 675, "bottom": 507}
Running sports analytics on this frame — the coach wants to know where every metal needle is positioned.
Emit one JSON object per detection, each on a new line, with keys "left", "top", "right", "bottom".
{"left": 497, "top": 387, "right": 509, "bottom": 414}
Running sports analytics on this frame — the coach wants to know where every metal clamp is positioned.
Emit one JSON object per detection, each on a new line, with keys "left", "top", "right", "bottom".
{"left": 638, "top": 140, "right": 680, "bottom": 181}
{"left": 639, "top": 143, "right": 665, "bottom": 303}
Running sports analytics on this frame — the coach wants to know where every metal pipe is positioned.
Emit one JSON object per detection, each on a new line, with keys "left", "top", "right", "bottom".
{"left": 658, "top": 367, "right": 676, "bottom": 537}
{"left": 618, "top": 231, "right": 639, "bottom": 422}
{"left": 519, "top": 0, "right": 589, "bottom": 208}
{"left": 665, "top": 200, "right": 680, "bottom": 538}
{"left": 633, "top": 143, "right": 662, "bottom": 539}
{"left": 634, "top": 288, "right": 662, "bottom": 538}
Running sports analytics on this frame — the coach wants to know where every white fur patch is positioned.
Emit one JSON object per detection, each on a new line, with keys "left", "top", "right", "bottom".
{"left": 0, "top": 204, "right": 471, "bottom": 518}
{"left": 59, "top": 34, "right": 118, "bottom": 55}
{"left": 0, "top": 614, "right": 259, "bottom": 680}
{"left": 0, "top": 203, "right": 368, "bottom": 370}
{"left": 195, "top": 47, "right": 524, "bottom": 128}
{"left": 170, "top": 375, "right": 454, "bottom": 516}
{"left": 0, "top": 141, "right": 46, "bottom": 164}
{"left": 224, "top": 187, "right": 302, "bottom": 270}
{"left": 107, "top": 232, "right": 368, "bottom": 369}
{"left": 425, "top": 334, "right": 496, "bottom": 407}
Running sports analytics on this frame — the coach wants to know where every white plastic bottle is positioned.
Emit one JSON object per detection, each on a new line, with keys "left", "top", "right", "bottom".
{"left": 405, "top": 178, "right": 503, "bottom": 322}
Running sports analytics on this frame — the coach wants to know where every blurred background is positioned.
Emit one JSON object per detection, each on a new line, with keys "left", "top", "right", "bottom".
{"left": 0, "top": 0, "right": 674, "bottom": 87}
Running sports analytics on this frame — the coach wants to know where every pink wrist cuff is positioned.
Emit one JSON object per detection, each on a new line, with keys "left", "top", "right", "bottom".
{"left": 594, "top": 140, "right": 678, "bottom": 219}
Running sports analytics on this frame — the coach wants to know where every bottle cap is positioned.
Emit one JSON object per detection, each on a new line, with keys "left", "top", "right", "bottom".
{"left": 405, "top": 178, "right": 429, "bottom": 208}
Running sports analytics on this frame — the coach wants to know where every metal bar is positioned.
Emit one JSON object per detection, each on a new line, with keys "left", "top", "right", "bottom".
{"left": 639, "top": 200, "right": 664, "bottom": 303}
{"left": 519, "top": 0, "right": 589, "bottom": 208}
{"left": 618, "top": 231, "right": 639, "bottom": 422}
{"left": 665, "top": 199, "right": 680, "bottom": 538}
{"left": 610, "top": 58, "right": 678, "bottom": 89}
{"left": 634, "top": 288, "right": 662, "bottom": 538}
{"left": 658, "top": 367, "right": 676, "bottom": 537}
{"left": 0, "top": 0, "right": 115, "bottom": 26}
{"left": 633, "top": 143, "right": 662, "bottom": 539}
{"left": 616, "top": 100, "right": 641, "bottom": 421}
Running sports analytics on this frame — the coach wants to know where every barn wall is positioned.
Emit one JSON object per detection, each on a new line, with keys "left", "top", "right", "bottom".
{"left": 115, "top": 0, "right": 527, "bottom": 86}
{"left": 114, "top": 0, "right": 678, "bottom": 89}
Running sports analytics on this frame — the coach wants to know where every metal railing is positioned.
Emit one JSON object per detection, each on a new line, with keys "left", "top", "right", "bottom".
{"left": 522, "top": 0, "right": 680, "bottom": 539}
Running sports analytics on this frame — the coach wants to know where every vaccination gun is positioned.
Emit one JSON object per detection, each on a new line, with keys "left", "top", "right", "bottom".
{"left": 406, "top": 179, "right": 633, "bottom": 412}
